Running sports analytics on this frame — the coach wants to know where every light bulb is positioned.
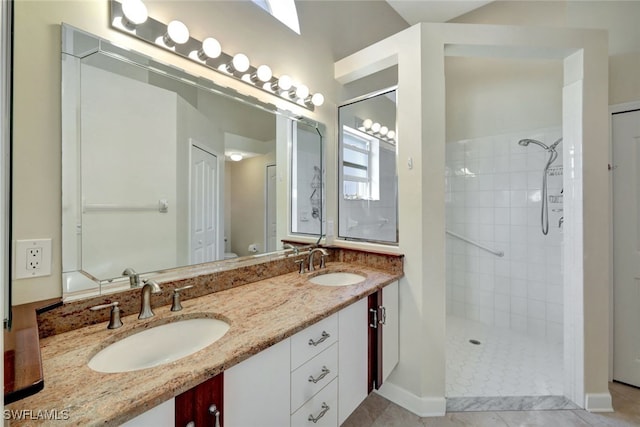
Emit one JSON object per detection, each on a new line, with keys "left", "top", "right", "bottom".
{"left": 197, "top": 37, "right": 221, "bottom": 61}
{"left": 162, "top": 20, "right": 189, "bottom": 47}
{"left": 229, "top": 153, "right": 243, "bottom": 162}
{"left": 380, "top": 126, "right": 388, "bottom": 136}
{"left": 231, "top": 53, "right": 250, "bottom": 73}
{"left": 121, "top": 0, "right": 148, "bottom": 29}
{"left": 251, "top": 65, "right": 272, "bottom": 83}
{"left": 272, "top": 75, "right": 292, "bottom": 91}
{"left": 387, "top": 130, "right": 396, "bottom": 139}
{"left": 371, "top": 122, "right": 381, "bottom": 133}
{"left": 362, "top": 119, "right": 373, "bottom": 130}
{"left": 310, "top": 93, "right": 324, "bottom": 107}
{"left": 294, "top": 84, "right": 309, "bottom": 100}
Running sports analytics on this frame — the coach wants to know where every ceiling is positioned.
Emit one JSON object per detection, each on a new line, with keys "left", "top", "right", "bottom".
{"left": 385, "top": 0, "right": 493, "bottom": 24}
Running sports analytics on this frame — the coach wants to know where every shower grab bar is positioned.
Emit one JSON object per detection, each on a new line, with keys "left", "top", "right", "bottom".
{"left": 446, "top": 230, "right": 504, "bottom": 257}
{"left": 83, "top": 199, "right": 169, "bottom": 213}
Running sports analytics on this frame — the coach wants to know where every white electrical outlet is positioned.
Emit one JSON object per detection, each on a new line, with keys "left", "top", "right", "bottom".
{"left": 14, "top": 239, "right": 52, "bottom": 279}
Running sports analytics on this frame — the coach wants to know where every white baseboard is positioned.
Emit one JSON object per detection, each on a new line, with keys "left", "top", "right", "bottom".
{"left": 585, "top": 393, "right": 613, "bottom": 412}
{"left": 374, "top": 381, "right": 446, "bottom": 417}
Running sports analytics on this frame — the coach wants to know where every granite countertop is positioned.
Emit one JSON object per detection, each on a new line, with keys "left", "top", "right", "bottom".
{"left": 7, "top": 262, "right": 401, "bottom": 426}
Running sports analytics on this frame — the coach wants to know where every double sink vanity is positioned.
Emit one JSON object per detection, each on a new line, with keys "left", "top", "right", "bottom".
{"left": 6, "top": 247, "right": 403, "bottom": 426}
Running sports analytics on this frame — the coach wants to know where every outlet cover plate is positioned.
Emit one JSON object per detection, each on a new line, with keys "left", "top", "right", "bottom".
{"left": 14, "top": 239, "right": 52, "bottom": 279}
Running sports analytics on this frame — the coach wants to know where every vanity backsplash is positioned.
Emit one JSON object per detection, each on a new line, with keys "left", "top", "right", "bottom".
{"left": 37, "top": 247, "right": 403, "bottom": 338}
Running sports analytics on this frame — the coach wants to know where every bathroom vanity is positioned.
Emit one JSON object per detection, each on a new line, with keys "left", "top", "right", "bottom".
{"left": 6, "top": 250, "right": 402, "bottom": 426}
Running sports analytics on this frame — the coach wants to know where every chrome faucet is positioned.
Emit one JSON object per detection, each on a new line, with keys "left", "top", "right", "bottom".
{"left": 139, "top": 280, "right": 161, "bottom": 319}
{"left": 308, "top": 248, "right": 328, "bottom": 272}
{"left": 122, "top": 267, "right": 141, "bottom": 288}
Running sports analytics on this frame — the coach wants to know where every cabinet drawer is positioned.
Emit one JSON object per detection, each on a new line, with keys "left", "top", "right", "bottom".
{"left": 291, "top": 378, "right": 338, "bottom": 427}
{"left": 291, "top": 314, "right": 338, "bottom": 370}
{"left": 291, "top": 343, "right": 338, "bottom": 413}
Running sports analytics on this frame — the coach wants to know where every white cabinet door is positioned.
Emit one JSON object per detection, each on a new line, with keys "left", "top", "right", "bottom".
{"left": 337, "top": 297, "right": 368, "bottom": 425}
{"left": 382, "top": 280, "right": 399, "bottom": 382}
{"left": 224, "top": 338, "right": 291, "bottom": 427}
{"left": 121, "top": 399, "right": 174, "bottom": 427}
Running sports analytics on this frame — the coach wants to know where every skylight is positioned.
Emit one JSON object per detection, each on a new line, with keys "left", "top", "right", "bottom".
{"left": 252, "top": 0, "right": 301, "bottom": 35}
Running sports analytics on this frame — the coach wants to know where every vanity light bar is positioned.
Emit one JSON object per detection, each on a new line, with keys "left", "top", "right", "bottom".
{"left": 110, "top": 0, "right": 324, "bottom": 110}
{"left": 357, "top": 118, "right": 396, "bottom": 143}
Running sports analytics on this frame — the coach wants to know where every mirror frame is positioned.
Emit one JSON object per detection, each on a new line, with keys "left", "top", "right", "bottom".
{"left": 61, "top": 24, "right": 324, "bottom": 300}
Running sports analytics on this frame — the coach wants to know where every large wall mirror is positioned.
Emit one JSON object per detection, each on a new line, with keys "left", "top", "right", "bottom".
{"left": 338, "top": 88, "right": 398, "bottom": 244}
{"left": 61, "top": 25, "right": 323, "bottom": 299}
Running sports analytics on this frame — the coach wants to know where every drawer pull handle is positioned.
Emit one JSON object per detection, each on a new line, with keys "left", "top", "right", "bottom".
{"left": 379, "top": 305, "right": 386, "bottom": 325}
{"left": 369, "top": 308, "right": 378, "bottom": 329}
{"left": 308, "top": 331, "right": 330, "bottom": 346}
{"left": 308, "top": 366, "right": 330, "bottom": 383}
{"left": 209, "top": 404, "right": 221, "bottom": 427}
{"left": 308, "top": 402, "right": 330, "bottom": 424}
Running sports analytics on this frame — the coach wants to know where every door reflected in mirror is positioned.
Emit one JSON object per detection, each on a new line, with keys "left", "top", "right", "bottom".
{"left": 338, "top": 88, "right": 398, "bottom": 244}
{"left": 61, "top": 25, "right": 323, "bottom": 298}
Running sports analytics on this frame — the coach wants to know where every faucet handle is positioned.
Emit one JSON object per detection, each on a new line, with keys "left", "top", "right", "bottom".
{"left": 90, "top": 301, "right": 123, "bottom": 329}
{"left": 171, "top": 285, "right": 194, "bottom": 312}
{"left": 294, "top": 259, "right": 305, "bottom": 274}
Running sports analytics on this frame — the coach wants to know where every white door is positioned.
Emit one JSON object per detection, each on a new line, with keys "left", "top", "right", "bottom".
{"left": 266, "top": 164, "right": 277, "bottom": 253}
{"left": 191, "top": 145, "right": 218, "bottom": 264}
{"left": 613, "top": 108, "right": 640, "bottom": 387}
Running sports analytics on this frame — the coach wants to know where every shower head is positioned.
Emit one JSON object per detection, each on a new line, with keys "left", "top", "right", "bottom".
{"left": 518, "top": 138, "right": 549, "bottom": 150}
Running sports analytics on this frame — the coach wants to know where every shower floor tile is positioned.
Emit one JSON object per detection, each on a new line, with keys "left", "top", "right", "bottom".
{"left": 446, "top": 315, "right": 563, "bottom": 397}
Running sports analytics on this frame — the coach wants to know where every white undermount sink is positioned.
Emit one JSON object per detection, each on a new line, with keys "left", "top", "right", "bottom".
{"left": 88, "top": 317, "right": 230, "bottom": 373}
{"left": 308, "top": 272, "right": 366, "bottom": 286}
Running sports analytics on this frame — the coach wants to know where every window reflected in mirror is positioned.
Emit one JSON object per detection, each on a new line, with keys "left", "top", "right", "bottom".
{"left": 338, "top": 89, "right": 397, "bottom": 244}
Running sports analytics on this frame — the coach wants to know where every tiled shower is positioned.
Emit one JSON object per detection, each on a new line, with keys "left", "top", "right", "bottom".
{"left": 445, "top": 126, "right": 564, "bottom": 397}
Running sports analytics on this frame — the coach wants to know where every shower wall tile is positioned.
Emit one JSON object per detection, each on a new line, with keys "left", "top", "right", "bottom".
{"left": 445, "top": 126, "right": 563, "bottom": 342}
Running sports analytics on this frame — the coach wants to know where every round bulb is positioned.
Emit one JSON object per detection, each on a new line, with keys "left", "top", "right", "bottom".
{"left": 232, "top": 53, "right": 250, "bottom": 73}
{"left": 380, "top": 126, "right": 388, "bottom": 136}
{"left": 362, "top": 119, "right": 373, "bottom": 130}
{"left": 230, "top": 153, "right": 243, "bottom": 162}
{"left": 122, "top": 0, "right": 148, "bottom": 25}
{"left": 277, "top": 75, "right": 293, "bottom": 91}
{"left": 311, "top": 93, "right": 324, "bottom": 107}
{"left": 295, "top": 84, "right": 309, "bottom": 99}
{"left": 371, "top": 122, "right": 381, "bottom": 133}
{"left": 256, "top": 65, "right": 272, "bottom": 82}
{"left": 387, "top": 130, "right": 396, "bottom": 139}
{"left": 201, "top": 37, "right": 221, "bottom": 59}
{"left": 167, "top": 20, "right": 189, "bottom": 44}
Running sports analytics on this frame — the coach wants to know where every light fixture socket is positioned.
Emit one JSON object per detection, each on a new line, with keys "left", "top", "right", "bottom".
{"left": 271, "top": 75, "right": 293, "bottom": 92}
{"left": 197, "top": 37, "right": 222, "bottom": 61}
{"left": 223, "top": 53, "right": 250, "bottom": 74}
{"left": 250, "top": 65, "right": 273, "bottom": 84}
{"left": 305, "top": 93, "right": 324, "bottom": 107}
{"left": 162, "top": 20, "right": 189, "bottom": 48}
{"left": 120, "top": 0, "right": 148, "bottom": 31}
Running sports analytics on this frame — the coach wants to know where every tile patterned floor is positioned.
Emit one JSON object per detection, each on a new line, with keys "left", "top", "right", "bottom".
{"left": 446, "top": 315, "right": 563, "bottom": 397}
{"left": 342, "top": 382, "right": 640, "bottom": 427}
